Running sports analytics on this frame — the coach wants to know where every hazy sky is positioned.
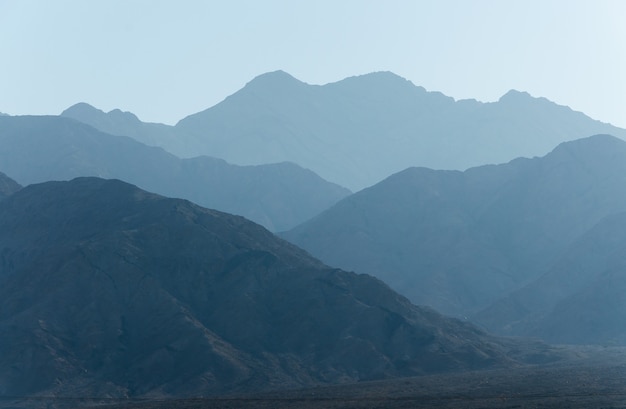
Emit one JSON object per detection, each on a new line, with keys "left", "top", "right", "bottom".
{"left": 1, "top": 0, "right": 625, "bottom": 127}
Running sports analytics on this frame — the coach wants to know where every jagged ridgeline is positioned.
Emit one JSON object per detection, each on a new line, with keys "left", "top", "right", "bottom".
{"left": 64, "top": 71, "right": 626, "bottom": 191}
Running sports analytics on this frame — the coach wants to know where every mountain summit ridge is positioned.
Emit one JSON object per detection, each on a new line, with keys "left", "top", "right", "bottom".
{"left": 173, "top": 71, "right": 626, "bottom": 190}
{"left": 62, "top": 70, "right": 626, "bottom": 190}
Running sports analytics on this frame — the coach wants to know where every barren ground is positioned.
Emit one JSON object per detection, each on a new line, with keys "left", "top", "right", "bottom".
{"left": 4, "top": 346, "right": 626, "bottom": 409}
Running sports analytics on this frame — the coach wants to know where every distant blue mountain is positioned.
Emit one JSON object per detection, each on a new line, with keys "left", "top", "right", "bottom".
{"left": 174, "top": 71, "right": 626, "bottom": 190}
{"left": 62, "top": 102, "right": 182, "bottom": 147}
{"left": 63, "top": 71, "right": 626, "bottom": 191}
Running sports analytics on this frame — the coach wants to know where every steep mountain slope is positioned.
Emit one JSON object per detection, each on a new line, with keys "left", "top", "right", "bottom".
{"left": 172, "top": 71, "right": 626, "bottom": 190}
{"left": 0, "top": 171, "right": 21, "bottom": 200}
{"left": 475, "top": 211, "right": 626, "bottom": 345}
{"left": 0, "top": 115, "right": 349, "bottom": 231}
{"left": 282, "top": 135, "right": 626, "bottom": 317}
{"left": 0, "top": 177, "right": 544, "bottom": 398}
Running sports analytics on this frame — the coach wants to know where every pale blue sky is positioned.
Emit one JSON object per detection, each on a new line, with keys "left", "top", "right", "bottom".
{"left": 1, "top": 0, "right": 625, "bottom": 127}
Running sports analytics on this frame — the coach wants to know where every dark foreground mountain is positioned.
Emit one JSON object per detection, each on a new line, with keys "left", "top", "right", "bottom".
{"left": 0, "top": 178, "right": 558, "bottom": 400}
{"left": 0, "top": 115, "right": 349, "bottom": 231}
{"left": 0, "top": 172, "right": 20, "bottom": 200}
{"left": 476, "top": 211, "right": 626, "bottom": 345}
{"left": 283, "top": 135, "right": 626, "bottom": 319}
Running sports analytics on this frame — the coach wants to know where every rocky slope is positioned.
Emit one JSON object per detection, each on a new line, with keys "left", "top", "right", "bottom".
{"left": 0, "top": 178, "right": 552, "bottom": 399}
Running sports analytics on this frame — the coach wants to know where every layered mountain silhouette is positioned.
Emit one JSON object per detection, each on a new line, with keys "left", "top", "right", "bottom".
{"left": 0, "top": 171, "right": 21, "bottom": 200}
{"left": 64, "top": 71, "right": 626, "bottom": 191}
{"left": 0, "top": 177, "right": 551, "bottom": 398}
{"left": 0, "top": 115, "right": 349, "bottom": 231}
{"left": 475, "top": 210, "right": 626, "bottom": 345}
{"left": 283, "top": 135, "right": 626, "bottom": 322}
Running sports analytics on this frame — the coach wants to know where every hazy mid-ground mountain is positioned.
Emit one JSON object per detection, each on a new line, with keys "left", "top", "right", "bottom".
{"left": 0, "top": 172, "right": 21, "bottom": 200}
{"left": 61, "top": 102, "right": 184, "bottom": 148}
{"left": 0, "top": 177, "right": 557, "bottom": 401}
{"left": 476, "top": 210, "right": 626, "bottom": 345}
{"left": 0, "top": 115, "right": 349, "bottom": 231}
{"left": 62, "top": 71, "right": 626, "bottom": 191}
{"left": 283, "top": 134, "right": 626, "bottom": 320}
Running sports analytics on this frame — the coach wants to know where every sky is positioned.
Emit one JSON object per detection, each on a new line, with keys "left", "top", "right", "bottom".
{"left": 1, "top": 0, "right": 625, "bottom": 127}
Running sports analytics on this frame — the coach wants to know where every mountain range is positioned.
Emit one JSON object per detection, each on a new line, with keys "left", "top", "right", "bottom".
{"left": 0, "top": 115, "right": 349, "bottom": 231}
{"left": 0, "top": 177, "right": 554, "bottom": 398}
{"left": 282, "top": 134, "right": 626, "bottom": 330}
{"left": 2, "top": 67, "right": 626, "bottom": 406}
{"left": 63, "top": 71, "right": 626, "bottom": 191}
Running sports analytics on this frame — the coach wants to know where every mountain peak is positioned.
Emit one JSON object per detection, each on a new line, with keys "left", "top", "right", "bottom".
{"left": 347, "top": 71, "right": 411, "bottom": 83}
{"left": 245, "top": 70, "right": 306, "bottom": 89}
{"left": 61, "top": 102, "right": 141, "bottom": 126}
{"left": 107, "top": 108, "right": 140, "bottom": 122}
{"left": 498, "top": 89, "right": 533, "bottom": 103}
{"left": 329, "top": 71, "right": 421, "bottom": 91}
{"left": 548, "top": 134, "right": 626, "bottom": 160}
{"left": 61, "top": 102, "right": 103, "bottom": 117}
